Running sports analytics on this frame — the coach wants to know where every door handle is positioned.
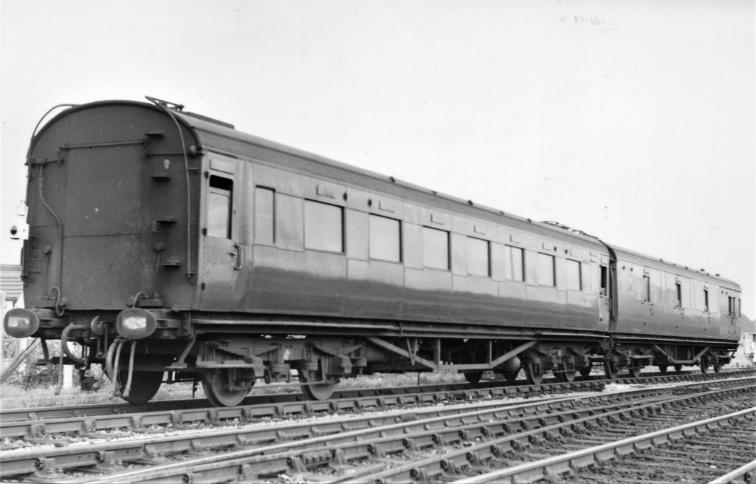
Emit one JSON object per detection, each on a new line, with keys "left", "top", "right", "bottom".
{"left": 232, "top": 244, "right": 243, "bottom": 271}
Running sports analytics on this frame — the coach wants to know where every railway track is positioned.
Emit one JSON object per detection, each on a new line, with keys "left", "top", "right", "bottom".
{"left": 339, "top": 379, "right": 756, "bottom": 484}
{"left": 1, "top": 369, "right": 748, "bottom": 442}
{"left": 0, "top": 373, "right": 609, "bottom": 423}
{"left": 0, "top": 379, "right": 602, "bottom": 442}
{"left": 551, "top": 410, "right": 756, "bottom": 484}
{"left": 0, "top": 379, "right": 493, "bottom": 422}
{"left": 0, "top": 378, "right": 547, "bottom": 423}
{"left": 1, "top": 373, "right": 753, "bottom": 482}
{"left": 0, "top": 368, "right": 738, "bottom": 423}
{"left": 454, "top": 399, "right": 755, "bottom": 483}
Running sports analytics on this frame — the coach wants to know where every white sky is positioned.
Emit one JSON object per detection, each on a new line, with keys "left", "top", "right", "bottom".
{"left": 1, "top": 0, "right": 754, "bottom": 316}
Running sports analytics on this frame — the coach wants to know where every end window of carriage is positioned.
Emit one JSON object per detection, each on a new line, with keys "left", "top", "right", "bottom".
{"left": 369, "top": 214, "right": 401, "bottom": 262}
{"left": 207, "top": 175, "right": 233, "bottom": 239}
{"left": 304, "top": 200, "right": 344, "bottom": 253}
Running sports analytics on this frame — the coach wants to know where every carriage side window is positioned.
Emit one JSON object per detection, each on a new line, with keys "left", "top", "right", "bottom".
{"left": 504, "top": 245, "right": 525, "bottom": 282}
{"left": 703, "top": 288, "right": 709, "bottom": 312}
{"left": 537, "top": 253, "right": 556, "bottom": 287}
{"left": 207, "top": 175, "right": 233, "bottom": 239}
{"left": 642, "top": 275, "right": 651, "bottom": 302}
{"left": 467, "top": 237, "right": 490, "bottom": 276}
{"left": 369, "top": 214, "right": 401, "bottom": 262}
{"left": 566, "top": 259, "right": 582, "bottom": 291}
{"left": 600, "top": 265, "right": 608, "bottom": 295}
{"left": 304, "top": 200, "right": 343, "bottom": 252}
{"left": 423, "top": 226, "right": 450, "bottom": 270}
{"left": 254, "top": 187, "right": 275, "bottom": 244}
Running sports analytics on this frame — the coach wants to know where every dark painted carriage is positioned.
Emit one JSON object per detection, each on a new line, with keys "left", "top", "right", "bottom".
{"left": 4, "top": 98, "right": 742, "bottom": 405}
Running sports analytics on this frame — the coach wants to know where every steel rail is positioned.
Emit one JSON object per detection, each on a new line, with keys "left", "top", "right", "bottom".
{"left": 454, "top": 405, "right": 756, "bottom": 484}
{"left": 115, "top": 381, "right": 756, "bottom": 484}
{"left": 0, "top": 390, "right": 591, "bottom": 478}
{"left": 157, "top": 391, "right": 682, "bottom": 484}
{"left": 0, "top": 375, "right": 584, "bottom": 423}
{"left": 239, "top": 387, "right": 756, "bottom": 484}
{"left": 1, "top": 376, "right": 721, "bottom": 480}
{"left": 138, "top": 400, "right": 671, "bottom": 483}
{"left": 57, "top": 383, "right": 691, "bottom": 484}
{"left": 5, "top": 368, "right": 750, "bottom": 440}
{"left": 346, "top": 383, "right": 756, "bottom": 484}
{"left": 0, "top": 379, "right": 606, "bottom": 440}
{"left": 36, "top": 377, "right": 756, "bottom": 484}
{"left": 2, "top": 368, "right": 747, "bottom": 426}
{"left": 0, "top": 380, "right": 477, "bottom": 422}
{"left": 709, "top": 459, "right": 756, "bottom": 484}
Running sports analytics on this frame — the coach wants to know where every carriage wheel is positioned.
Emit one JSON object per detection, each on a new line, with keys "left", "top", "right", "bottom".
{"left": 699, "top": 360, "right": 710, "bottom": 374}
{"left": 200, "top": 369, "right": 255, "bottom": 407}
{"left": 299, "top": 368, "right": 337, "bottom": 401}
{"left": 579, "top": 366, "right": 592, "bottom": 379}
{"left": 118, "top": 369, "right": 164, "bottom": 404}
{"left": 603, "top": 359, "right": 619, "bottom": 379}
{"left": 658, "top": 365, "right": 668, "bottom": 374}
{"left": 627, "top": 362, "right": 642, "bottom": 378}
{"left": 713, "top": 364, "right": 722, "bottom": 373}
{"left": 112, "top": 352, "right": 167, "bottom": 405}
{"left": 674, "top": 364, "right": 683, "bottom": 373}
{"left": 555, "top": 362, "right": 576, "bottom": 383}
{"left": 524, "top": 358, "right": 544, "bottom": 385}
{"left": 464, "top": 371, "right": 483, "bottom": 385}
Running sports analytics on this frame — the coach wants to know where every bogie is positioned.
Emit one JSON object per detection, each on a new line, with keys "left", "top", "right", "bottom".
{"left": 200, "top": 369, "right": 255, "bottom": 407}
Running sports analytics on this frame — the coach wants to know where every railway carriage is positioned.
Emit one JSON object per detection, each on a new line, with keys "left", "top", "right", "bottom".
{"left": 4, "top": 98, "right": 742, "bottom": 405}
